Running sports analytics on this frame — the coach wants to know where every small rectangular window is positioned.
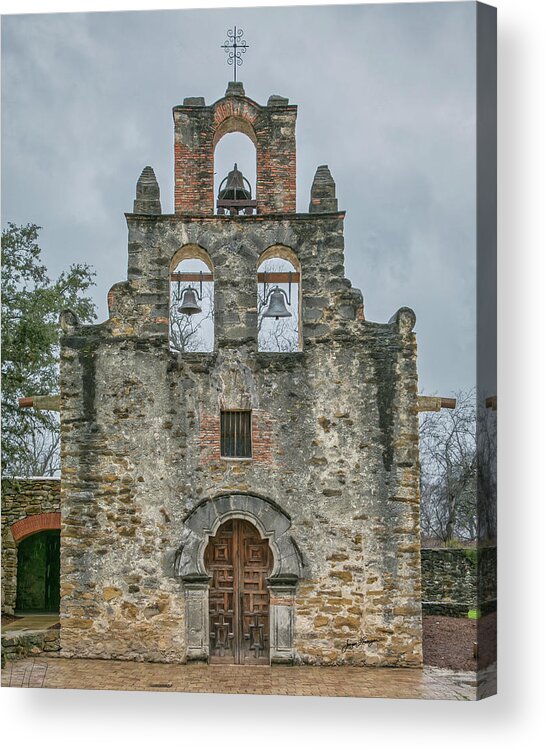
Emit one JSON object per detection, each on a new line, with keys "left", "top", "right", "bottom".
{"left": 221, "top": 410, "right": 252, "bottom": 458}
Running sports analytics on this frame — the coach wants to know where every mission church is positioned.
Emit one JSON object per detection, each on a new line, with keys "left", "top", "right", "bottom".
{"left": 47, "top": 72, "right": 426, "bottom": 667}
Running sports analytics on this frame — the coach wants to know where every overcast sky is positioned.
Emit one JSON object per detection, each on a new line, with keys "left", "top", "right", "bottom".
{"left": 1, "top": 2, "right": 477, "bottom": 396}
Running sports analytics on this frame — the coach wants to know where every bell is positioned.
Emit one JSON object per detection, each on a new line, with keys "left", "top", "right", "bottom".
{"left": 263, "top": 286, "right": 292, "bottom": 320}
{"left": 218, "top": 163, "right": 252, "bottom": 202}
{"left": 178, "top": 287, "right": 202, "bottom": 315}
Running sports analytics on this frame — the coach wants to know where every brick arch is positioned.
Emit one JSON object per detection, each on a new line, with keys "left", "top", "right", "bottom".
{"left": 213, "top": 126, "right": 257, "bottom": 212}
{"left": 211, "top": 98, "right": 260, "bottom": 148}
{"left": 11, "top": 512, "right": 61, "bottom": 543}
{"left": 213, "top": 119, "right": 257, "bottom": 156}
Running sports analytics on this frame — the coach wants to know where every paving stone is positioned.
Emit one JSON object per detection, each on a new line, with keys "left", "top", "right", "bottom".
{"left": 1, "top": 656, "right": 478, "bottom": 700}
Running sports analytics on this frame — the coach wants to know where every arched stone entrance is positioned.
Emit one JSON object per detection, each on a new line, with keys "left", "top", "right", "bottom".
{"left": 176, "top": 492, "right": 302, "bottom": 664}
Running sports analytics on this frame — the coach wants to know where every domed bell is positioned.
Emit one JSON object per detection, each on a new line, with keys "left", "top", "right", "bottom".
{"left": 218, "top": 163, "right": 252, "bottom": 202}
{"left": 178, "top": 287, "right": 202, "bottom": 315}
{"left": 263, "top": 286, "right": 292, "bottom": 320}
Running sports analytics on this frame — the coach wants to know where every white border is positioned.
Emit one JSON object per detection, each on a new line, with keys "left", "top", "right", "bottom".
{"left": 2, "top": 0, "right": 545, "bottom": 748}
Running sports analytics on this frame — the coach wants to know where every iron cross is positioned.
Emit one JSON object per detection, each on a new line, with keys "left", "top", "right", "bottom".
{"left": 221, "top": 26, "right": 249, "bottom": 83}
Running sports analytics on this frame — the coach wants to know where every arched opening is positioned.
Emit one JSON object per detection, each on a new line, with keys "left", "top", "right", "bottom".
{"left": 257, "top": 246, "right": 301, "bottom": 352}
{"left": 169, "top": 245, "right": 214, "bottom": 353}
{"left": 214, "top": 132, "right": 257, "bottom": 215}
{"left": 15, "top": 530, "right": 60, "bottom": 613}
{"left": 205, "top": 518, "right": 273, "bottom": 664}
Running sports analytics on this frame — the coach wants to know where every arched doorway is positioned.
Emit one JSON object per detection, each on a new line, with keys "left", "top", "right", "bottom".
{"left": 15, "top": 530, "right": 60, "bottom": 613}
{"left": 205, "top": 518, "right": 273, "bottom": 664}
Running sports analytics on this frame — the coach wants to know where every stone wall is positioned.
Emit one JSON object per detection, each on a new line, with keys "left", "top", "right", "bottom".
{"left": 1, "top": 627, "right": 60, "bottom": 664}
{"left": 1, "top": 478, "right": 61, "bottom": 614}
{"left": 59, "top": 207, "right": 422, "bottom": 667}
{"left": 421, "top": 547, "right": 497, "bottom": 616}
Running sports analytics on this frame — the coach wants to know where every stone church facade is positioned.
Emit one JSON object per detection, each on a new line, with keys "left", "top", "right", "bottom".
{"left": 58, "top": 82, "right": 422, "bottom": 666}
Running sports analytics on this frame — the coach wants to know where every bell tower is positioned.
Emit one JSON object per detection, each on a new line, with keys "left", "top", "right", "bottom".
{"left": 173, "top": 81, "right": 297, "bottom": 215}
{"left": 59, "top": 67, "right": 423, "bottom": 672}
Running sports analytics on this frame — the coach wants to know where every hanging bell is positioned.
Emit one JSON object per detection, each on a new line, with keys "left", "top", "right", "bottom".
{"left": 263, "top": 286, "right": 292, "bottom": 320}
{"left": 218, "top": 163, "right": 253, "bottom": 202}
{"left": 178, "top": 287, "right": 202, "bottom": 315}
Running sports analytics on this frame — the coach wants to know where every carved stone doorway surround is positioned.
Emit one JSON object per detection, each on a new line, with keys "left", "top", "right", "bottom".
{"left": 176, "top": 493, "right": 303, "bottom": 664}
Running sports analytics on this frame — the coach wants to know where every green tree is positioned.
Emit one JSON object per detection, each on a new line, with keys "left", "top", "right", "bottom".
{"left": 1, "top": 223, "right": 97, "bottom": 476}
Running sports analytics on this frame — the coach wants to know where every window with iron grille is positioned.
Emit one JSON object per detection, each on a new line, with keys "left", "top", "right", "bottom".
{"left": 220, "top": 410, "right": 252, "bottom": 458}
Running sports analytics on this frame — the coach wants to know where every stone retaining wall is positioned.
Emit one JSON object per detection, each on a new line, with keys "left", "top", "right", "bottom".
{"left": 421, "top": 547, "right": 497, "bottom": 616}
{"left": 1, "top": 628, "right": 60, "bottom": 664}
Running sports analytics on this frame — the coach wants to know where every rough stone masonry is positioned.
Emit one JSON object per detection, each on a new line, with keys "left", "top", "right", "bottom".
{"left": 58, "top": 81, "right": 422, "bottom": 667}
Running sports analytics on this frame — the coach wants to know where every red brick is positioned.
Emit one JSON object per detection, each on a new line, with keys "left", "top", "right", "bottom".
{"left": 11, "top": 512, "right": 61, "bottom": 542}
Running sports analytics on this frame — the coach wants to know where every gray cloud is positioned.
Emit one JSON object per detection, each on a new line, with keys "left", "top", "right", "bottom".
{"left": 1, "top": 3, "right": 477, "bottom": 395}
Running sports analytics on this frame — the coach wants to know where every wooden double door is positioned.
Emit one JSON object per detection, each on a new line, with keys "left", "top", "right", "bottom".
{"left": 205, "top": 519, "right": 273, "bottom": 664}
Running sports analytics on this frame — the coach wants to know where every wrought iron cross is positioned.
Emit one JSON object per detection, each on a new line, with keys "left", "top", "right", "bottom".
{"left": 221, "top": 26, "right": 249, "bottom": 83}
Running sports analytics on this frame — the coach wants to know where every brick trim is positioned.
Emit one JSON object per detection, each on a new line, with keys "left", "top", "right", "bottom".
{"left": 11, "top": 512, "right": 61, "bottom": 542}
{"left": 199, "top": 409, "right": 275, "bottom": 465}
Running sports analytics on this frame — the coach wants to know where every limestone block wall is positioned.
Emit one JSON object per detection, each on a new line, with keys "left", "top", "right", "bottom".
{"left": 59, "top": 213, "right": 422, "bottom": 667}
{"left": 1, "top": 478, "right": 61, "bottom": 614}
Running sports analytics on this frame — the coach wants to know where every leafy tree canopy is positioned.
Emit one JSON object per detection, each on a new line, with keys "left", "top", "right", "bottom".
{"left": 1, "top": 222, "right": 97, "bottom": 476}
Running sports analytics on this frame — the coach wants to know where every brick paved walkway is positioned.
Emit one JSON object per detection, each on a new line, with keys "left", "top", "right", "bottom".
{"left": 1, "top": 657, "right": 477, "bottom": 700}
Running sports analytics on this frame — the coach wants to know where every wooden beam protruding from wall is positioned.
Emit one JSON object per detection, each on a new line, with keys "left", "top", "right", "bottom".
{"left": 19, "top": 395, "right": 61, "bottom": 412}
{"left": 418, "top": 396, "right": 457, "bottom": 413}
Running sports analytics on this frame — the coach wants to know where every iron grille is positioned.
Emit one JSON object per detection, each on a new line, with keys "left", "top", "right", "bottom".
{"left": 221, "top": 410, "right": 252, "bottom": 458}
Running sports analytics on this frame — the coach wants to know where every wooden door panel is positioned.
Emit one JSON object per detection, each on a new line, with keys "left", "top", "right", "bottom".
{"left": 239, "top": 523, "right": 272, "bottom": 664}
{"left": 205, "top": 520, "right": 237, "bottom": 663}
{"left": 205, "top": 519, "right": 272, "bottom": 665}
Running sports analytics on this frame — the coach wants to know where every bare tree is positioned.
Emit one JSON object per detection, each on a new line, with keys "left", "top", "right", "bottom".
{"left": 419, "top": 389, "right": 478, "bottom": 544}
{"left": 169, "top": 261, "right": 300, "bottom": 353}
{"left": 169, "top": 282, "right": 214, "bottom": 353}
{"left": 8, "top": 416, "right": 61, "bottom": 477}
{"left": 257, "top": 261, "right": 299, "bottom": 352}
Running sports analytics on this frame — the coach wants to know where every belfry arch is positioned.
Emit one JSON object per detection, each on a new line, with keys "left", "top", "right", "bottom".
{"left": 169, "top": 244, "right": 214, "bottom": 353}
{"left": 257, "top": 245, "right": 302, "bottom": 352}
{"left": 214, "top": 132, "right": 257, "bottom": 215}
{"left": 213, "top": 114, "right": 258, "bottom": 148}
{"left": 173, "top": 83, "right": 297, "bottom": 215}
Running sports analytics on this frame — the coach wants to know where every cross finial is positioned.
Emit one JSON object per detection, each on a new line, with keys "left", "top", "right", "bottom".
{"left": 221, "top": 26, "right": 249, "bottom": 83}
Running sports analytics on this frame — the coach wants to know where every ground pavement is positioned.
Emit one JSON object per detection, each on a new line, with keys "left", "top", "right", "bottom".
{"left": 1, "top": 656, "right": 478, "bottom": 700}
